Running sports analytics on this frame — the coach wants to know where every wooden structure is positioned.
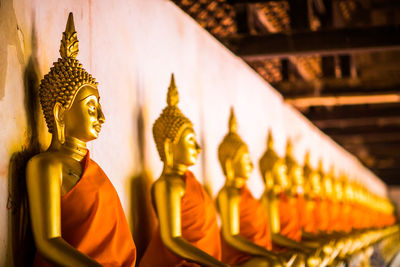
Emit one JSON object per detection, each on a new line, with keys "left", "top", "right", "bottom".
{"left": 172, "top": 0, "right": 400, "bottom": 185}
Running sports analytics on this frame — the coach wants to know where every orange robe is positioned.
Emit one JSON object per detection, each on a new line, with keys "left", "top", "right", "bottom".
{"left": 328, "top": 201, "right": 342, "bottom": 232}
{"left": 140, "top": 171, "right": 221, "bottom": 267}
{"left": 296, "top": 194, "right": 316, "bottom": 234}
{"left": 314, "top": 197, "right": 329, "bottom": 233}
{"left": 350, "top": 203, "right": 363, "bottom": 230}
{"left": 324, "top": 198, "right": 336, "bottom": 233}
{"left": 340, "top": 202, "right": 353, "bottom": 233}
{"left": 221, "top": 186, "right": 272, "bottom": 265}
{"left": 34, "top": 151, "right": 136, "bottom": 267}
{"left": 278, "top": 193, "right": 302, "bottom": 241}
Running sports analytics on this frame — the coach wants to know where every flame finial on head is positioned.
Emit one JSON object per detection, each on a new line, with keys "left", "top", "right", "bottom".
{"left": 286, "top": 139, "right": 293, "bottom": 156}
{"left": 318, "top": 159, "right": 323, "bottom": 171}
{"left": 60, "top": 12, "right": 79, "bottom": 59}
{"left": 267, "top": 129, "right": 274, "bottom": 149}
{"left": 167, "top": 73, "right": 179, "bottom": 107}
{"left": 304, "top": 151, "right": 311, "bottom": 165}
{"left": 228, "top": 107, "right": 238, "bottom": 133}
{"left": 39, "top": 12, "right": 98, "bottom": 134}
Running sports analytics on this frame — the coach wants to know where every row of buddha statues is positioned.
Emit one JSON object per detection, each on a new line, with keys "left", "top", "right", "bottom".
{"left": 24, "top": 12, "right": 398, "bottom": 267}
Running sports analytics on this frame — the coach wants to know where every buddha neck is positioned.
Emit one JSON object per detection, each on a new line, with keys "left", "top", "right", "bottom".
{"left": 60, "top": 136, "right": 88, "bottom": 162}
{"left": 225, "top": 177, "right": 246, "bottom": 189}
{"left": 163, "top": 163, "right": 188, "bottom": 177}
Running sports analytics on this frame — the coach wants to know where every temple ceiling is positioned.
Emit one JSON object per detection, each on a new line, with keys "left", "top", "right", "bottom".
{"left": 172, "top": 0, "right": 400, "bottom": 185}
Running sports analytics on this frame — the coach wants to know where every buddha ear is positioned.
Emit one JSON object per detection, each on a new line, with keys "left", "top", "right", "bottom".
{"left": 225, "top": 159, "right": 234, "bottom": 182}
{"left": 164, "top": 138, "right": 173, "bottom": 168}
{"left": 54, "top": 102, "right": 66, "bottom": 144}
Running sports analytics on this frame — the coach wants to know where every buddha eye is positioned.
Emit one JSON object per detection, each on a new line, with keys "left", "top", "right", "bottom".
{"left": 87, "top": 101, "right": 97, "bottom": 115}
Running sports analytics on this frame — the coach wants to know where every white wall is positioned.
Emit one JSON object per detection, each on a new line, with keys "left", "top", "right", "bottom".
{"left": 0, "top": 0, "right": 387, "bottom": 264}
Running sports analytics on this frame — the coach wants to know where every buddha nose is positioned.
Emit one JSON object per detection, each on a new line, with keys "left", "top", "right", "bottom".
{"left": 195, "top": 142, "right": 201, "bottom": 153}
{"left": 98, "top": 106, "right": 105, "bottom": 124}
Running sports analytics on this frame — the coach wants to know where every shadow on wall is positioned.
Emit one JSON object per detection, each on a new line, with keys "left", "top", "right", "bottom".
{"left": 130, "top": 89, "right": 157, "bottom": 263}
{"left": 0, "top": 0, "right": 25, "bottom": 100}
{"left": 7, "top": 19, "right": 42, "bottom": 267}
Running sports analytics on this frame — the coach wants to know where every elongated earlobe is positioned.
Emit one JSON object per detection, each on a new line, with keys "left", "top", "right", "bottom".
{"left": 164, "top": 138, "right": 173, "bottom": 168}
{"left": 225, "top": 159, "right": 234, "bottom": 182}
{"left": 54, "top": 102, "right": 66, "bottom": 144}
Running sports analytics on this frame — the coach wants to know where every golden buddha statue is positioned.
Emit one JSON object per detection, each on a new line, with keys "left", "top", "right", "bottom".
{"left": 303, "top": 155, "right": 346, "bottom": 266}
{"left": 302, "top": 152, "right": 320, "bottom": 235}
{"left": 26, "top": 13, "right": 136, "bottom": 266}
{"left": 285, "top": 145, "right": 337, "bottom": 265}
{"left": 139, "top": 74, "right": 226, "bottom": 267}
{"left": 332, "top": 174, "right": 345, "bottom": 231}
{"left": 259, "top": 131, "right": 323, "bottom": 267}
{"left": 284, "top": 141, "right": 304, "bottom": 198}
{"left": 216, "top": 108, "right": 283, "bottom": 267}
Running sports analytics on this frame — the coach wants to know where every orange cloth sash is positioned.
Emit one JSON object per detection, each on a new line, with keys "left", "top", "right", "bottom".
{"left": 297, "top": 194, "right": 318, "bottom": 234}
{"left": 221, "top": 186, "right": 272, "bottom": 265}
{"left": 313, "top": 197, "right": 330, "bottom": 232}
{"left": 278, "top": 193, "right": 302, "bottom": 241}
{"left": 340, "top": 202, "right": 353, "bottom": 233}
{"left": 34, "top": 151, "right": 136, "bottom": 267}
{"left": 328, "top": 200, "right": 342, "bottom": 232}
{"left": 140, "top": 171, "right": 221, "bottom": 267}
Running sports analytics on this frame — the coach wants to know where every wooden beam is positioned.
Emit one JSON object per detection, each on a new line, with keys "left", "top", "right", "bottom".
{"left": 304, "top": 103, "right": 400, "bottom": 121}
{"left": 323, "top": 125, "right": 400, "bottom": 136}
{"left": 275, "top": 80, "right": 400, "bottom": 98}
{"left": 341, "top": 144, "right": 400, "bottom": 164}
{"left": 285, "top": 93, "right": 400, "bottom": 108}
{"left": 313, "top": 116, "right": 400, "bottom": 129}
{"left": 288, "top": 0, "right": 310, "bottom": 31}
{"left": 342, "top": 142, "right": 400, "bottom": 154}
{"left": 228, "top": 0, "right": 281, "bottom": 3}
{"left": 330, "top": 132, "right": 400, "bottom": 145}
{"left": 223, "top": 25, "right": 400, "bottom": 59}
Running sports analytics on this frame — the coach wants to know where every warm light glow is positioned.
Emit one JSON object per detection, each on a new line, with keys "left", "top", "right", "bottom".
{"left": 286, "top": 94, "right": 400, "bottom": 108}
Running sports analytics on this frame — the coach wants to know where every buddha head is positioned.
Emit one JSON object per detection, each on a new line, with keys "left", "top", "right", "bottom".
{"left": 306, "top": 158, "right": 323, "bottom": 198}
{"left": 343, "top": 177, "right": 355, "bottom": 203}
{"left": 153, "top": 74, "right": 200, "bottom": 171}
{"left": 218, "top": 108, "right": 253, "bottom": 188}
{"left": 321, "top": 165, "right": 334, "bottom": 199}
{"left": 303, "top": 151, "right": 317, "bottom": 197}
{"left": 333, "top": 174, "right": 345, "bottom": 201}
{"left": 285, "top": 139, "right": 304, "bottom": 194}
{"left": 39, "top": 13, "right": 104, "bottom": 145}
{"left": 259, "top": 130, "right": 290, "bottom": 192}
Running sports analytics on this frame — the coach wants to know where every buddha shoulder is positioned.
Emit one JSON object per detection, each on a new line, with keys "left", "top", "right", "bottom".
{"left": 26, "top": 152, "right": 66, "bottom": 176}
{"left": 153, "top": 173, "right": 186, "bottom": 197}
{"left": 219, "top": 186, "right": 240, "bottom": 199}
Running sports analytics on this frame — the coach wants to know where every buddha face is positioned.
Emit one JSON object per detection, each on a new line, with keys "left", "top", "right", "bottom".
{"left": 291, "top": 165, "right": 304, "bottom": 186}
{"left": 274, "top": 160, "right": 290, "bottom": 190}
{"left": 172, "top": 127, "right": 201, "bottom": 167}
{"left": 231, "top": 149, "right": 253, "bottom": 187}
{"left": 334, "top": 181, "right": 343, "bottom": 200}
{"left": 63, "top": 86, "right": 105, "bottom": 142}
{"left": 323, "top": 177, "right": 333, "bottom": 197}
{"left": 310, "top": 173, "right": 321, "bottom": 195}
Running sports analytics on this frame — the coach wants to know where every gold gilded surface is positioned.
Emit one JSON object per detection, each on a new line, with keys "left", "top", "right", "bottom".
{"left": 216, "top": 108, "right": 282, "bottom": 266}
{"left": 39, "top": 13, "right": 98, "bottom": 135}
{"left": 258, "top": 132, "right": 313, "bottom": 267}
{"left": 285, "top": 140, "right": 304, "bottom": 197}
{"left": 153, "top": 73, "right": 193, "bottom": 163}
{"left": 26, "top": 13, "right": 103, "bottom": 266}
{"left": 150, "top": 74, "right": 226, "bottom": 267}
